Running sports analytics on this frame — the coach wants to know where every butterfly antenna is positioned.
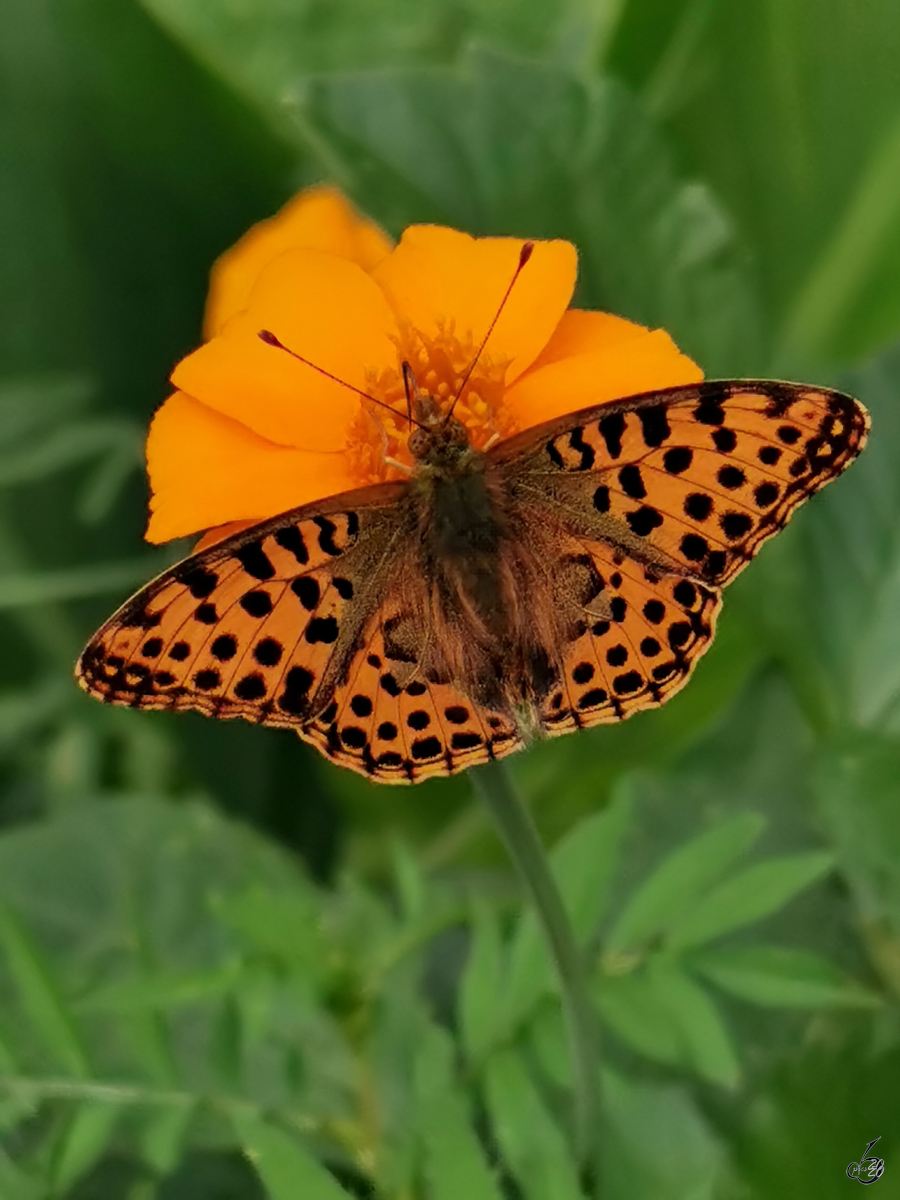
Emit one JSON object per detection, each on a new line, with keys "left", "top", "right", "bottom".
{"left": 401, "top": 361, "right": 417, "bottom": 430}
{"left": 445, "top": 241, "right": 534, "bottom": 422}
{"left": 258, "top": 330, "right": 427, "bottom": 430}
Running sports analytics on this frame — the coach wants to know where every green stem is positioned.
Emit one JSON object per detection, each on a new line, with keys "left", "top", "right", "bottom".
{"left": 471, "top": 760, "right": 601, "bottom": 1193}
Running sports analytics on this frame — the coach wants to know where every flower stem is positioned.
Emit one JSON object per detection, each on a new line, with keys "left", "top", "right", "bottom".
{"left": 471, "top": 760, "right": 601, "bottom": 1193}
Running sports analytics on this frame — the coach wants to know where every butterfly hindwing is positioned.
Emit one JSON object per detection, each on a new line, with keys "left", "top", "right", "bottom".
{"left": 78, "top": 379, "right": 868, "bottom": 785}
{"left": 537, "top": 536, "right": 721, "bottom": 733}
{"left": 494, "top": 381, "right": 868, "bottom": 587}
{"left": 300, "top": 611, "right": 522, "bottom": 783}
{"left": 76, "top": 483, "right": 406, "bottom": 725}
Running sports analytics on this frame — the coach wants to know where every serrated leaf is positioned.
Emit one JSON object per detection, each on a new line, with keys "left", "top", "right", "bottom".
{"left": 52, "top": 1102, "right": 119, "bottom": 1193}
{"left": 605, "top": 812, "right": 765, "bottom": 952}
{"left": 234, "top": 1114, "right": 354, "bottom": 1200}
{"left": 415, "top": 1025, "right": 504, "bottom": 1200}
{"left": 483, "top": 1047, "right": 583, "bottom": 1200}
{"left": 667, "top": 852, "right": 834, "bottom": 950}
{"left": 505, "top": 789, "right": 631, "bottom": 1025}
{"left": 691, "top": 945, "right": 881, "bottom": 1009}
{"left": 0, "top": 905, "right": 89, "bottom": 1077}
{"left": 460, "top": 898, "right": 505, "bottom": 1064}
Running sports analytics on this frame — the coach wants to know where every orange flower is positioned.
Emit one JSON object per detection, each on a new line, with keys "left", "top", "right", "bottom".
{"left": 146, "top": 187, "right": 703, "bottom": 545}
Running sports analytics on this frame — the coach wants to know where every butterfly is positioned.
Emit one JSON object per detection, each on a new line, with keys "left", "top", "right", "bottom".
{"left": 77, "top": 373, "right": 867, "bottom": 783}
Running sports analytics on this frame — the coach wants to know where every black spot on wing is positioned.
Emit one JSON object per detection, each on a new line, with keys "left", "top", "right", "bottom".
{"left": 235, "top": 541, "right": 275, "bottom": 580}
{"left": 274, "top": 525, "right": 309, "bottom": 564}
{"left": 598, "top": 412, "right": 625, "bottom": 458}
{"left": 569, "top": 428, "right": 595, "bottom": 469}
{"left": 313, "top": 516, "right": 341, "bottom": 555}
{"left": 638, "top": 404, "right": 670, "bottom": 447}
{"left": 177, "top": 566, "right": 218, "bottom": 598}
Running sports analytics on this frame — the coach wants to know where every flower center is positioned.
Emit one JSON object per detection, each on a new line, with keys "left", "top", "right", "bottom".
{"left": 347, "top": 320, "right": 519, "bottom": 484}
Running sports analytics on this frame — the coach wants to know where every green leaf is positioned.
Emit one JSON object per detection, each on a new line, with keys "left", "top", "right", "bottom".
{"left": 527, "top": 1003, "right": 571, "bottom": 1089}
{"left": 79, "top": 965, "right": 241, "bottom": 1013}
{"left": 812, "top": 736, "right": 900, "bottom": 993}
{"left": 505, "top": 788, "right": 631, "bottom": 1024}
{"left": 483, "top": 1047, "right": 583, "bottom": 1200}
{"left": 0, "top": 1096, "right": 37, "bottom": 1136}
{"left": 692, "top": 945, "right": 881, "bottom": 1008}
{"left": 216, "top": 883, "right": 323, "bottom": 976}
{"left": 234, "top": 1114, "right": 355, "bottom": 1200}
{"left": 0, "top": 1143, "right": 43, "bottom": 1200}
{"left": 0, "top": 797, "right": 321, "bottom": 1094}
{"left": 595, "top": 969, "right": 684, "bottom": 1068}
{"left": 415, "top": 1025, "right": 504, "bottom": 1200}
{"left": 0, "top": 558, "right": 170, "bottom": 610}
{"left": 0, "top": 905, "right": 89, "bottom": 1077}
{"left": 601, "top": 1066, "right": 724, "bottom": 1200}
{"left": 619, "top": 0, "right": 900, "bottom": 362}
{"left": 605, "top": 812, "right": 765, "bottom": 952}
{"left": 780, "top": 106, "right": 900, "bottom": 366}
{"left": 52, "top": 1102, "right": 119, "bottom": 1194}
{"left": 139, "top": 1102, "right": 194, "bottom": 1176}
{"left": 141, "top": 0, "right": 566, "bottom": 110}
{"left": 648, "top": 960, "right": 740, "bottom": 1088}
{"left": 596, "top": 956, "right": 740, "bottom": 1085}
{"left": 459, "top": 899, "right": 505, "bottom": 1064}
{"left": 666, "top": 852, "right": 834, "bottom": 950}
{"left": 0, "top": 417, "right": 139, "bottom": 488}
{"left": 390, "top": 839, "right": 425, "bottom": 923}
{"left": 303, "top": 49, "right": 760, "bottom": 372}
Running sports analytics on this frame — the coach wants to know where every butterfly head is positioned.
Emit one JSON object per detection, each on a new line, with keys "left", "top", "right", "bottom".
{"left": 407, "top": 392, "right": 472, "bottom": 472}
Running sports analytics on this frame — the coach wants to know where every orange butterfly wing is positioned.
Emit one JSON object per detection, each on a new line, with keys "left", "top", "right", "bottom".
{"left": 76, "top": 482, "right": 522, "bottom": 783}
{"left": 492, "top": 379, "right": 868, "bottom": 733}
{"left": 77, "top": 483, "right": 404, "bottom": 724}
{"left": 300, "top": 608, "right": 522, "bottom": 783}
{"left": 78, "top": 379, "right": 867, "bottom": 783}
{"left": 494, "top": 380, "right": 868, "bottom": 587}
{"left": 532, "top": 536, "right": 721, "bottom": 732}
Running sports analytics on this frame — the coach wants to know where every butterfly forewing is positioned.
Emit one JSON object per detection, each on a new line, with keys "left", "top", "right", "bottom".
{"left": 78, "top": 378, "right": 867, "bottom": 785}
{"left": 77, "top": 483, "right": 405, "bottom": 726}
{"left": 495, "top": 381, "right": 868, "bottom": 588}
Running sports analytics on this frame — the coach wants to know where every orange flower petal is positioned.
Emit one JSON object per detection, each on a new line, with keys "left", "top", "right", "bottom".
{"left": 145, "top": 392, "right": 356, "bottom": 543}
{"left": 526, "top": 308, "right": 653, "bottom": 368}
{"left": 172, "top": 249, "right": 399, "bottom": 454}
{"left": 205, "top": 186, "right": 393, "bottom": 337}
{"left": 193, "top": 521, "right": 260, "bottom": 553}
{"left": 372, "top": 226, "right": 577, "bottom": 383}
{"left": 506, "top": 325, "right": 704, "bottom": 430}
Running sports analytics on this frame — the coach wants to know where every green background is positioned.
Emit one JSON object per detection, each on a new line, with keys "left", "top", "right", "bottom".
{"left": 1, "top": 0, "right": 899, "bottom": 1197}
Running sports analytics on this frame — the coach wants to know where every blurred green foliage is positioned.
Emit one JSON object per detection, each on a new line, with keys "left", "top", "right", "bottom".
{"left": 1, "top": 0, "right": 900, "bottom": 1196}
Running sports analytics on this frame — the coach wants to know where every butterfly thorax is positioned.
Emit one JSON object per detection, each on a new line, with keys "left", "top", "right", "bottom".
{"left": 398, "top": 403, "right": 558, "bottom": 714}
